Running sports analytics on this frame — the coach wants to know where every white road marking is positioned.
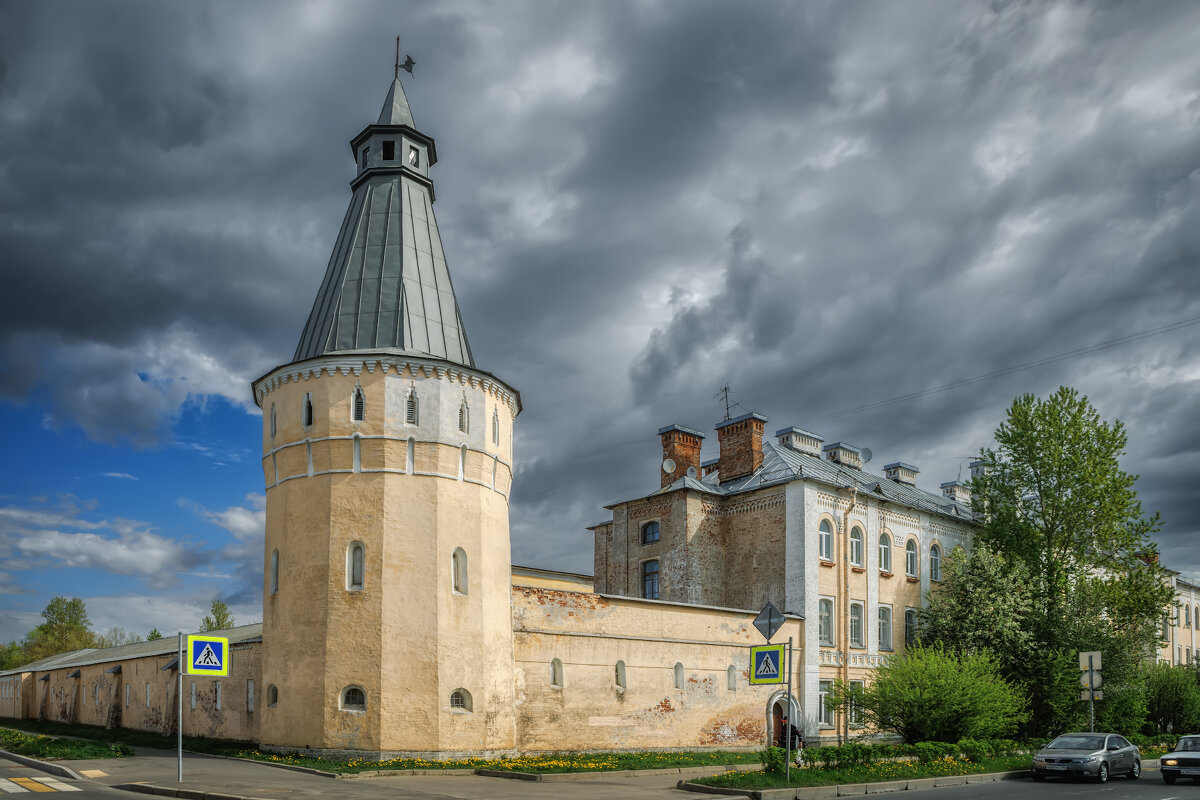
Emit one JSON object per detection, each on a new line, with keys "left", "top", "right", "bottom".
{"left": 29, "top": 778, "right": 79, "bottom": 792}
{"left": 0, "top": 780, "right": 28, "bottom": 793}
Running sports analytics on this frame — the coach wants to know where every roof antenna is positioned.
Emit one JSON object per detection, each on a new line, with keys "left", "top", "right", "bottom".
{"left": 714, "top": 385, "right": 745, "bottom": 423}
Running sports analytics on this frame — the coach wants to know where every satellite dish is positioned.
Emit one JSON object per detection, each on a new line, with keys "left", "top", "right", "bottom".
{"left": 860, "top": 447, "right": 873, "bottom": 464}
{"left": 662, "top": 458, "right": 677, "bottom": 475}
{"left": 686, "top": 466, "right": 697, "bottom": 478}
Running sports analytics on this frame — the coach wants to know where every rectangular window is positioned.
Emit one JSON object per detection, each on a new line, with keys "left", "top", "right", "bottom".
{"left": 190, "top": 681, "right": 196, "bottom": 710}
{"left": 905, "top": 608, "right": 918, "bottom": 647}
{"left": 408, "top": 145, "right": 420, "bottom": 167}
{"left": 850, "top": 531, "right": 864, "bottom": 566}
{"left": 850, "top": 603, "right": 864, "bottom": 648}
{"left": 818, "top": 680, "right": 834, "bottom": 728}
{"left": 818, "top": 598, "right": 834, "bottom": 645}
{"left": 247, "top": 680, "right": 255, "bottom": 713}
{"left": 879, "top": 605, "right": 893, "bottom": 651}
{"left": 819, "top": 523, "right": 833, "bottom": 561}
{"left": 382, "top": 140, "right": 395, "bottom": 161}
{"left": 360, "top": 147, "right": 369, "bottom": 169}
{"left": 642, "top": 560, "right": 660, "bottom": 600}
{"left": 849, "top": 680, "right": 865, "bottom": 727}
{"left": 215, "top": 681, "right": 222, "bottom": 711}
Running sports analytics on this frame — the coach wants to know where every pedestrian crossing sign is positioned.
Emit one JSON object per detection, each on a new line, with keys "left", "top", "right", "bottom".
{"left": 186, "top": 635, "right": 229, "bottom": 676}
{"left": 750, "top": 643, "right": 784, "bottom": 685}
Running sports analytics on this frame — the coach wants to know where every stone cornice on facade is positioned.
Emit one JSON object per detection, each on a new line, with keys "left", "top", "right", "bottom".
{"left": 699, "top": 490, "right": 785, "bottom": 518}
{"left": 252, "top": 352, "right": 520, "bottom": 415}
{"left": 880, "top": 509, "right": 921, "bottom": 530}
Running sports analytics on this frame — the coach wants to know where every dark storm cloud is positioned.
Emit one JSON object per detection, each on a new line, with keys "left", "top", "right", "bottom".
{"left": 2, "top": 0, "right": 1198, "bottom": 581}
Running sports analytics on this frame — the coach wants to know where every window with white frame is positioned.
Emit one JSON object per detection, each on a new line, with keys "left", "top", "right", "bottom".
{"left": 878, "top": 605, "right": 893, "bottom": 650}
{"left": 850, "top": 526, "right": 864, "bottom": 567}
{"left": 819, "top": 598, "right": 834, "bottom": 645}
{"left": 819, "top": 519, "right": 833, "bottom": 561}
{"left": 850, "top": 603, "right": 864, "bottom": 648}
{"left": 879, "top": 533, "right": 891, "bottom": 572}
{"left": 906, "top": 539, "right": 918, "bottom": 577}
{"left": 346, "top": 541, "right": 365, "bottom": 591}
{"left": 849, "top": 679, "right": 865, "bottom": 727}
{"left": 905, "top": 608, "right": 918, "bottom": 647}
{"left": 930, "top": 544, "right": 942, "bottom": 582}
{"left": 818, "top": 680, "right": 834, "bottom": 727}
{"left": 550, "top": 658, "right": 563, "bottom": 688}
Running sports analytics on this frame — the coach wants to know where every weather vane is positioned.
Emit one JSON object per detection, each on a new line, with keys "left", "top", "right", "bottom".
{"left": 395, "top": 36, "right": 415, "bottom": 79}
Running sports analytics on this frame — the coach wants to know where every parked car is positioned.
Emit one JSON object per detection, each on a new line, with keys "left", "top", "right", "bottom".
{"left": 1030, "top": 732, "right": 1141, "bottom": 783}
{"left": 1160, "top": 735, "right": 1200, "bottom": 784}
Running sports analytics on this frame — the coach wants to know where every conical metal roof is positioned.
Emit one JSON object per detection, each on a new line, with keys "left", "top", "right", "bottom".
{"left": 292, "top": 81, "right": 473, "bottom": 368}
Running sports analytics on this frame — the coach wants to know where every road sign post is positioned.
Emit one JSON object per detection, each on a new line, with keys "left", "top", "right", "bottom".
{"left": 1079, "top": 651, "right": 1102, "bottom": 731}
{"left": 180, "top": 634, "right": 230, "bottom": 782}
{"left": 177, "top": 632, "right": 182, "bottom": 782}
{"left": 754, "top": 603, "right": 792, "bottom": 782}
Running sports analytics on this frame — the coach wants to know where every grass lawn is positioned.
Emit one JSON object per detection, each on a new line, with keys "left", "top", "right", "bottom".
{"left": 694, "top": 754, "right": 1032, "bottom": 790}
{"left": 0, "top": 727, "right": 134, "bottom": 760}
{"left": 0, "top": 719, "right": 250, "bottom": 759}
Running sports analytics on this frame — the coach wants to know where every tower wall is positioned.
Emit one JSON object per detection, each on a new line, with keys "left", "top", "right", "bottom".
{"left": 255, "top": 354, "right": 518, "bottom": 756}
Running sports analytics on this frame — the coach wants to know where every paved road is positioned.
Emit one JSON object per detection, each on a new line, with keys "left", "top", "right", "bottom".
{"left": 0, "top": 761, "right": 128, "bottom": 797}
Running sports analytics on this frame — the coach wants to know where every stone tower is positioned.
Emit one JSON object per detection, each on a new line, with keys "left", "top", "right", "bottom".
{"left": 251, "top": 77, "right": 520, "bottom": 757}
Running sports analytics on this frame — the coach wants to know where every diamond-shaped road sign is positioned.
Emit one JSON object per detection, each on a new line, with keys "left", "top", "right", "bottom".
{"left": 754, "top": 601, "right": 785, "bottom": 643}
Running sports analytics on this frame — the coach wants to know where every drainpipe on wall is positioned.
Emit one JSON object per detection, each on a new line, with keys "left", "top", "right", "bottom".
{"left": 840, "top": 485, "right": 859, "bottom": 746}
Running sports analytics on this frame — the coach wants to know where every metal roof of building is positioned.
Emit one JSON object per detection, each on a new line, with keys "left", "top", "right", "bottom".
{"left": 0, "top": 624, "right": 263, "bottom": 677}
{"left": 291, "top": 80, "right": 474, "bottom": 368}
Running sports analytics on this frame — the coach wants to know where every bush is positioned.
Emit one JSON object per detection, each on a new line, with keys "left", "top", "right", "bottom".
{"left": 912, "top": 741, "right": 957, "bottom": 763}
{"left": 957, "top": 738, "right": 989, "bottom": 762}
{"left": 758, "top": 747, "right": 787, "bottom": 776}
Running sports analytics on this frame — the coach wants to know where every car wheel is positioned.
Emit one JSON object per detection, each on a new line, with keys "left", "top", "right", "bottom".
{"left": 1162, "top": 772, "right": 1175, "bottom": 785}
{"left": 1096, "top": 762, "right": 1108, "bottom": 783}
{"left": 1128, "top": 759, "right": 1139, "bottom": 779}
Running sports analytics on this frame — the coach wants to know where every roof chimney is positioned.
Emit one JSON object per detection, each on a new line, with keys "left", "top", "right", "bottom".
{"left": 883, "top": 461, "right": 920, "bottom": 486}
{"left": 776, "top": 426, "right": 823, "bottom": 457}
{"left": 823, "top": 441, "right": 863, "bottom": 470}
{"left": 715, "top": 412, "right": 767, "bottom": 482}
{"left": 658, "top": 424, "right": 704, "bottom": 488}
{"left": 940, "top": 480, "right": 970, "bottom": 504}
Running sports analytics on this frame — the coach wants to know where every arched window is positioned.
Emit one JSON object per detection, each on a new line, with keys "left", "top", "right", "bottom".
{"left": 550, "top": 658, "right": 563, "bottom": 688}
{"left": 266, "top": 685, "right": 278, "bottom": 708}
{"left": 1187, "top": 605, "right": 1192, "bottom": 628}
{"left": 905, "top": 539, "right": 918, "bottom": 577}
{"left": 269, "top": 549, "right": 279, "bottom": 595}
{"left": 346, "top": 542, "right": 364, "bottom": 591}
{"left": 673, "top": 662, "right": 685, "bottom": 689}
{"left": 615, "top": 661, "right": 627, "bottom": 689}
{"left": 641, "top": 559, "right": 659, "bottom": 600}
{"left": 458, "top": 444, "right": 467, "bottom": 480}
{"left": 929, "top": 544, "right": 942, "bottom": 582}
{"left": 352, "top": 434, "right": 361, "bottom": 472}
{"left": 303, "top": 393, "right": 313, "bottom": 427}
{"left": 340, "top": 686, "right": 366, "bottom": 711}
{"left": 878, "top": 534, "right": 891, "bottom": 572}
{"left": 353, "top": 387, "right": 365, "bottom": 422}
{"left": 405, "top": 387, "right": 418, "bottom": 425}
{"left": 641, "top": 521, "right": 660, "bottom": 544}
{"left": 270, "top": 404, "right": 276, "bottom": 438}
{"left": 406, "top": 437, "right": 414, "bottom": 474}
{"left": 452, "top": 547, "right": 468, "bottom": 594}
{"left": 819, "top": 519, "right": 833, "bottom": 561}
{"left": 727, "top": 665, "right": 737, "bottom": 691}
{"left": 450, "top": 688, "right": 472, "bottom": 711}
{"left": 850, "top": 526, "right": 864, "bottom": 566}
{"left": 458, "top": 398, "right": 469, "bottom": 433}
{"left": 492, "top": 409, "right": 500, "bottom": 445}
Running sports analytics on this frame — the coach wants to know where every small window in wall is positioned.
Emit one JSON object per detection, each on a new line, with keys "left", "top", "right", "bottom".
{"left": 904, "top": 608, "right": 919, "bottom": 647}
{"left": 905, "top": 540, "right": 918, "bottom": 577}
{"left": 382, "top": 140, "right": 395, "bottom": 161}
{"left": 673, "top": 662, "right": 684, "bottom": 690}
{"left": 405, "top": 388, "right": 419, "bottom": 425}
{"left": 849, "top": 679, "right": 865, "bottom": 727}
{"left": 492, "top": 409, "right": 500, "bottom": 445}
{"left": 341, "top": 686, "right": 366, "bottom": 711}
{"left": 818, "top": 680, "right": 834, "bottom": 728}
{"left": 641, "top": 559, "right": 660, "bottom": 600}
{"left": 267, "top": 685, "right": 278, "bottom": 708}
{"left": 641, "top": 521, "right": 660, "bottom": 544}
{"left": 247, "top": 679, "right": 255, "bottom": 713}
{"left": 408, "top": 145, "right": 420, "bottom": 167}
{"left": 452, "top": 547, "right": 468, "bottom": 594}
{"left": 458, "top": 398, "right": 469, "bottom": 433}
{"left": 406, "top": 437, "right": 415, "bottom": 474}
{"left": 145, "top": 682, "right": 150, "bottom": 707}
{"left": 819, "top": 520, "right": 833, "bottom": 561}
{"left": 215, "top": 681, "right": 222, "bottom": 710}
{"left": 450, "top": 688, "right": 472, "bottom": 711}
{"left": 360, "top": 146, "right": 370, "bottom": 169}
{"left": 879, "top": 534, "right": 892, "bottom": 572}
{"left": 270, "top": 549, "right": 279, "bottom": 595}
{"left": 270, "top": 404, "right": 276, "bottom": 439}
{"left": 930, "top": 544, "right": 942, "bottom": 582}
{"left": 353, "top": 387, "right": 365, "bottom": 422}
{"left": 550, "top": 658, "right": 563, "bottom": 689}
{"left": 458, "top": 444, "right": 466, "bottom": 480}
{"left": 346, "top": 541, "right": 365, "bottom": 591}
{"left": 850, "top": 603, "right": 864, "bottom": 648}
{"left": 727, "top": 665, "right": 737, "bottom": 691}
{"left": 303, "top": 393, "right": 313, "bottom": 427}
{"left": 850, "top": 526, "right": 864, "bottom": 566}
{"left": 819, "top": 598, "right": 834, "bottom": 645}
{"left": 615, "top": 661, "right": 627, "bottom": 690}
{"left": 190, "top": 681, "right": 196, "bottom": 710}
{"left": 879, "top": 606, "right": 893, "bottom": 650}
{"left": 125, "top": 684, "right": 130, "bottom": 706}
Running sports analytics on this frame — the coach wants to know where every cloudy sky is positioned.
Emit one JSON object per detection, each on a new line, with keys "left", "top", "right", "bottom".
{"left": 1, "top": 0, "right": 1198, "bottom": 644}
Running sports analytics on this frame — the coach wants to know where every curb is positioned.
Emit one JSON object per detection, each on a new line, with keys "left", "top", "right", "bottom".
{"left": 678, "top": 769, "right": 1031, "bottom": 798}
{"left": 116, "top": 783, "right": 267, "bottom": 800}
{"left": 478, "top": 764, "right": 760, "bottom": 782}
{"left": 0, "top": 748, "right": 83, "bottom": 780}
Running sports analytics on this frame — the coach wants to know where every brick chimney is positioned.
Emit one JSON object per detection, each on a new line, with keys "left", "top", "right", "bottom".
{"left": 715, "top": 412, "right": 767, "bottom": 482}
{"left": 658, "top": 424, "right": 705, "bottom": 488}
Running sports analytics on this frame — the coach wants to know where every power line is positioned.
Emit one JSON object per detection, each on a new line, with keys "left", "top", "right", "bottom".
{"left": 804, "top": 314, "right": 1200, "bottom": 425}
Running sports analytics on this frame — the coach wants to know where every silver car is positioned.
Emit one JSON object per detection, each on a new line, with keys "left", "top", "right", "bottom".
{"left": 1160, "top": 734, "right": 1200, "bottom": 784}
{"left": 1031, "top": 732, "right": 1141, "bottom": 783}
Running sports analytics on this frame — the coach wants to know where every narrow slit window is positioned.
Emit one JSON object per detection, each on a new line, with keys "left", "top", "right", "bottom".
{"left": 673, "top": 662, "right": 684, "bottom": 690}
{"left": 303, "top": 393, "right": 313, "bottom": 427}
{"left": 459, "top": 398, "right": 469, "bottom": 433}
{"left": 269, "top": 549, "right": 279, "bottom": 595}
{"left": 727, "top": 665, "right": 737, "bottom": 691}
{"left": 406, "top": 388, "right": 418, "bottom": 425}
{"left": 347, "top": 542, "right": 365, "bottom": 591}
{"left": 247, "top": 679, "right": 255, "bottom": 713}
{"left": 353, "top": 387, "right": 365, "bottom": 422}
{"left": 492, "top": 409, "right": 500, "bottom": 445}
{"left": 270, "top": 404, "right": 276, "bottom": 438}
{"left": 267, "top": 685, "right": 278, "bottom": 708}
{"left": 452, "top": 547, "right": 468, "bottom": 594}
{"left": 550, "top": 658, "right": 563, "bottom": 688}
{"left": 615, "top": 661, "right": 627, "bottom": 689}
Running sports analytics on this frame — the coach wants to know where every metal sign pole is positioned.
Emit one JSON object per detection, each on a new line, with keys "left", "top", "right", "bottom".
{"left": 1088, "top": 654, "right": 1095, "bottom": 733}
{"left": 785, "top": 637, "right": 793, "bottom": 783}
{"left": 177, "top": 632, "right": 183, "bottom": 782}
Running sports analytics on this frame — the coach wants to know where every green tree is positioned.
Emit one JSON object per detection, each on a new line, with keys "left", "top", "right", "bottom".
{"left": 0, "top": 641, "right": 24, "bottom": 670}
{"left": 199, "top": 600, "right": 235, "bottom": 632}
{"left": 21, "top": 597, "right": 97, "bottom": 663}
{"left": 834, "top": 644, "right": 1027, "bottom": 744}
{"left": 1145, "top": 662, "right": 1200, "bottom": 734}
{"left": 970, "top": 387, "right": 1174, "bottom": 735}
{"left": 147, "top": 628, "right": 164, "bottom": 641}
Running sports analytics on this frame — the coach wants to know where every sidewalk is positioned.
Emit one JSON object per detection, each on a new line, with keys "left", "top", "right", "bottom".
{"left": 61, "top": 745, "right": 711, "bottom": 800}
